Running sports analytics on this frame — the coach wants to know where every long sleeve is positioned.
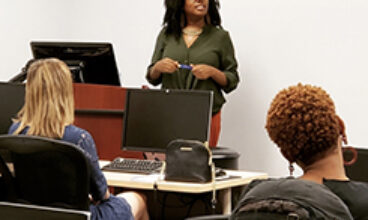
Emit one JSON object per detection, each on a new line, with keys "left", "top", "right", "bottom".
{"left": 220, "top": 32, "right": 240, "bottom": 93}
{"left": 77, "top": 131, "right": 108, "bottom": 202}
{"left": 146, "top": 29, "right": 166, "bottom": 86}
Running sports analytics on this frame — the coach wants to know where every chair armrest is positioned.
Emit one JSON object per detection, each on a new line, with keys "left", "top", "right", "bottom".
{"left": 185, "top": 214, "right": 230, "bottom": 220}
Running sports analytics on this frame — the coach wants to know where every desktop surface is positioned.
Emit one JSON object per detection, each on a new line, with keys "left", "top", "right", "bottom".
{"left": 99, "top": 160, "right": 268, "bottom": 192}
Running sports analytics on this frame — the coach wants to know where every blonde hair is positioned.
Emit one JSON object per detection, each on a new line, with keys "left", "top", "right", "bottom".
{"left": 13, "top": 58, "right": 74, "bottom": 138}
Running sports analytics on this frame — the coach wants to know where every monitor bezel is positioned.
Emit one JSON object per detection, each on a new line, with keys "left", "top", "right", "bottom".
{"left": 0, "top": 82, "right": 25, "bottom": 135}
{"left": 121, "top": 88, "right": 213, "bottom": 153}
{"left": 30, "top": 41, "right": 121, "bottom": 86}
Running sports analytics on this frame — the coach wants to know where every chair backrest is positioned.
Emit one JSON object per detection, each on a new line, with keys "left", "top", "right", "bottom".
{"left": 344, "top": 147, "right": 368, "bottom": 182}
{"left": 0, "top": 135, "right": 90, "bottom": 210}
{"left": 0, "top": 201, "right": 90, "bottom": 220}
{"left": 231, "top": 178, "right": 353, "bottom": 220}
{"left": 232, "top": 200, "right": 309, "bottom": 220}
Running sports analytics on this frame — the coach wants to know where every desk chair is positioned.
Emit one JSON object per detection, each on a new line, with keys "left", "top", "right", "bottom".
{"left": 186, "top": 213, "right": 307, "bottom": 220}
{"left": 0, "top": 135, "right": 90, "bottom": 211}
{"left": 186, "top": 178, "right": 354, "bottom": 220}
{"left": 344, "top": 147, "right": 368, "bottom": 182}
{"left": 0, "top": 201, "right": 90, "bottom": 220}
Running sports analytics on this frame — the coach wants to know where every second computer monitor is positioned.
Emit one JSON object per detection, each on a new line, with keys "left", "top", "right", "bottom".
{"left": 122, "top": 89, "right": 213, "bottom": 153}
{"left": 0, "top": 82, "right": 25, "bottom": 134}
{"left": 31, "top": 41, "right": 120, "bottom": 86}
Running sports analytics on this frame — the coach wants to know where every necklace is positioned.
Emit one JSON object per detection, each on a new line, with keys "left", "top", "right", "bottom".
{"left": 182, "top": 28, "right": 203, "bottom": 36}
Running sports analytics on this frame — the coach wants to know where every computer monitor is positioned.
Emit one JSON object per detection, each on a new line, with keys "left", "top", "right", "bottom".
{"left": 344, "top": 147, "right": 368, "bottom": 182}
{"left": 0, "top": 82, "right": 25, "bottom": 134}
{"left": 30, "top": 41, "right": 120, "bottom": 86}
{"left": 122, "top": 89, "right": 213, "bottom": 153}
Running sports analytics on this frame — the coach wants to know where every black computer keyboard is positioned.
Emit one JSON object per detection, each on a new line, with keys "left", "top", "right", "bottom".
{"left": 102, "top": 158, "right": 163, "bottom": 174}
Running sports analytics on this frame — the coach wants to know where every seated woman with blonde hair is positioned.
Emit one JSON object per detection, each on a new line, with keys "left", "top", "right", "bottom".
{"left": 9, "top": 58, "right": 149, "bottom": 220}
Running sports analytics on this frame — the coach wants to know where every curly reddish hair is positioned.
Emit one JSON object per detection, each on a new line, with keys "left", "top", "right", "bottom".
{"left": 265, "top": 83, "right": 341, "bottom": 166}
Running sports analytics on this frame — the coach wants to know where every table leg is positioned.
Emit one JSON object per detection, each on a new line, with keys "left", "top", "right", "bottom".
{"left": 219, "top": 188, "right": 232, "bottom": 214}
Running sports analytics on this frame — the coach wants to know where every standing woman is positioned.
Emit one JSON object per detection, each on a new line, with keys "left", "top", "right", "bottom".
{"left": 9, "top": 58, "right": 149, "bottom": 220}
{"left": 147, "top": 0, "right": 240, "bottom": 147}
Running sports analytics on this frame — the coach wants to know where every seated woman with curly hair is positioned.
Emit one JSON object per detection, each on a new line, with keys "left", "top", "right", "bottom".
{"left": 232, "top": 83, "right": 368, "bottom": 219}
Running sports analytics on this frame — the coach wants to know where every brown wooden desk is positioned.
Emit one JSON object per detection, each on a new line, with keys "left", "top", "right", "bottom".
{"left": 73, "top": 83, "right": 142, "bottom": 160}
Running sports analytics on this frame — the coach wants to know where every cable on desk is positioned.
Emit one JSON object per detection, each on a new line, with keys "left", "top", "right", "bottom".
{"left": 153, "top": 181, "right": 159, "bottom": 220}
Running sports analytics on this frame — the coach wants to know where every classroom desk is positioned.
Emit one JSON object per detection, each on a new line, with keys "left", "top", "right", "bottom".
{"left": 100, "top": 160, "right": 267, "bottom": 215}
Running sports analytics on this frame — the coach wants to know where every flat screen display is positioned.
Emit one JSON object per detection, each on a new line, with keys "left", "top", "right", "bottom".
{"left": 344, "top": 148, "right": 368, "bottom": 182}
{"left": 31, "top": 41, "right": 120, "bottom": 86}
{"left": 122, "top": 89, "right": 213, "bottom": 152}
{"left": 0, "top": 82, "right": 25, "bottom": 134}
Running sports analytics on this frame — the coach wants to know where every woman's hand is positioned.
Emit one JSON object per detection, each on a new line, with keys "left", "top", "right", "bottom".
{"left": 149, "top": 58, "right": 179, "bottom": 80}
{"left": 89, "top": 189, "right": 111, "bottom": 205}
{"left": 191, "top": 64, "right": 215, "bottom": 80}
{"left": 103, "top": 189, "right": 111, "bottom": 201}
{"left": 153, "top": 58, "right": 179, "bottom": 74}
{"left": 191, "top": 64, "right": 228, "bottom": 86}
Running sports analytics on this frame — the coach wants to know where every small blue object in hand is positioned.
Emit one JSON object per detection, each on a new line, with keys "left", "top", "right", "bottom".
{"left": 179, "top": 64, "right": 192, "bottom": 70}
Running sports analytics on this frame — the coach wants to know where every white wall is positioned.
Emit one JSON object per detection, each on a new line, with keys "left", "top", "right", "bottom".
{"left": 1, "top": 0, "right": 368, "bottom": 176}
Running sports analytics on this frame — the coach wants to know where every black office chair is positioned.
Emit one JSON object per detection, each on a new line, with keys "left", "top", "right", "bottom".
{"left": 185, "top": 208, "right": 308, "bottom": 220}
{"left": 0, "top": 201, "right": 91, "bottom": 220}
{"left": 0, "top": 135, "right": 90, "bottom": 211}
{"left": 186, "top": 178, "right": 354, "bottom": 220}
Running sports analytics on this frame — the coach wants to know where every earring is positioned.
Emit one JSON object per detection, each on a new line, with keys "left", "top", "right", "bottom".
{"left": 289, "top": 163, "right": 295, "bottom": 177}
{"left": 341, "top": 134, "right": 348, "bottom": 145}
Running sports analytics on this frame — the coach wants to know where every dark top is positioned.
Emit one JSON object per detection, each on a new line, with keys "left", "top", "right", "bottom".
{"left": 324, "top": 179, "right": 368, "bottom": 220}
{"left": 9, "top": 123, "right": 133, "bottom": 220}
{"left": 232, "top": 178, "right": 353, "bottom": 220}
{"left": 147, "top": 25, "right": 240, "bottom": 114}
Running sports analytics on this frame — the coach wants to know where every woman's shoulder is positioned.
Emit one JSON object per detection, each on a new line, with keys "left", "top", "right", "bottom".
{"left": 247, "top": 177, "right": 340, "bottom": 196}
{"left": 205, "top": 25, "right": 232, "bottom": 42}
{"left": 8, "top": 122, "right": 20, "bottom": 134}
{"left": 324, "top": 179, "right": 368, "bottom": 196}
{"left": 206, "top": 25, "right": 229, "bottom": 35}
{"left": 324, "top": 180, "right": 368, "bottom": 219}
{"left": 63, "top": 125, "right": 93, "bottom": 144}
{"left": 237, "top": 177, "right": 353, "bottom": 220}
{"left": 64, "top": 124, "right": 87, "bottom": 134}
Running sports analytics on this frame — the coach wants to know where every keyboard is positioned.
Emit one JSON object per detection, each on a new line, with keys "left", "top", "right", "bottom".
{"left": 102, "top": 158, "right": 163, "bottom": 174}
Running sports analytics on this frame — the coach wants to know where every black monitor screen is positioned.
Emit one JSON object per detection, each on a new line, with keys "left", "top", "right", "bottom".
{"left": 344, "top": 148, "right": 368, "bottom": 182}
{"left": 122, "top": 89, "right": 213, "bottom": 152}
{"left": 0, "top": 82, "right": 25, "bottom": 134}
{"left": 31, "top": 41, "right": 120, "bottom": 86}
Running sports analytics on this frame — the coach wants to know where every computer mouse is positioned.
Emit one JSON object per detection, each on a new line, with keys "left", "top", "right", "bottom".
{"left": 215, "top": 168, "right": 226, "bottom": 177}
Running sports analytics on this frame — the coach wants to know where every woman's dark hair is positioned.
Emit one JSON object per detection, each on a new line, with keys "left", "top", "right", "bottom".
{"left": 163, "top": 0, "right": 221, "bottom": 39}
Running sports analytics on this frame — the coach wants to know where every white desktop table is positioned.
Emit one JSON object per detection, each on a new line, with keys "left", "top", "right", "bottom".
{"left": 100, "top": 160, "right": 267, "bottom": 214}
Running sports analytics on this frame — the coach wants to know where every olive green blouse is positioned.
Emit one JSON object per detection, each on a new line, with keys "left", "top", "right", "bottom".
{"left": 147, "top": 25, "right": 240, "bottom": 114}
